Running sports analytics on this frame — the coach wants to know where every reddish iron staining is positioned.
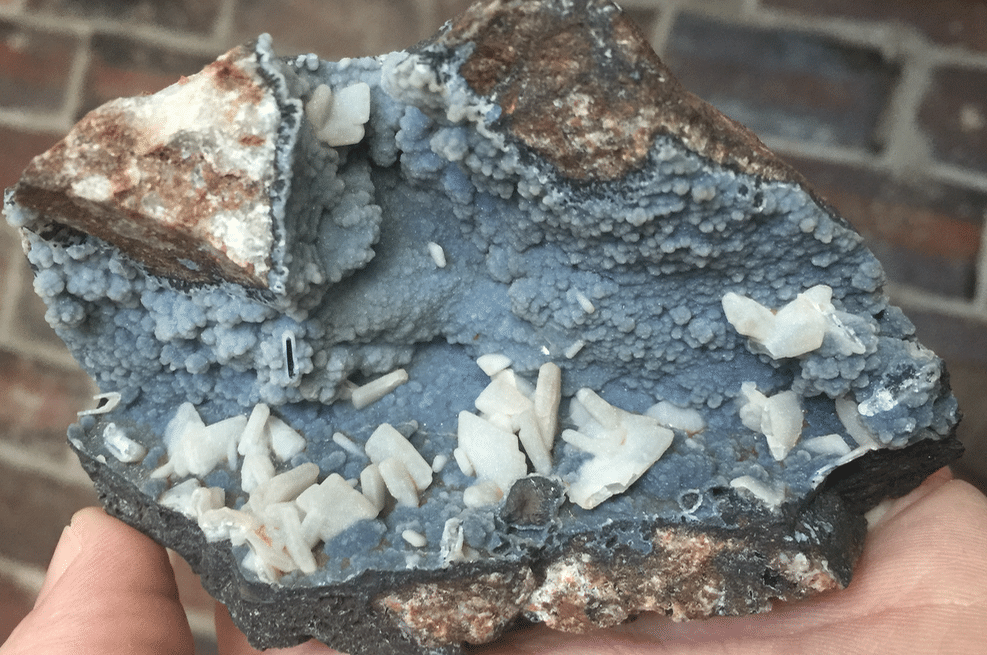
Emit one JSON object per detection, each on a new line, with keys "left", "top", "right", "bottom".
{"left": 376, "top": 571, "right": 536, "bottom": 646}
{"left": 373, "top": 523, "right": 844, "bottom": 647}
{"left": 205, "top": 46, "right": 265, "bottom": 105}
{"left": 240, "top": 134, "right": 266, "bottom": 147}
{"left": 443, "top": 0, "right": 802, "bottom": 184}
{"left": 12, "top": 60, "right": 272, "bottom": 290}
{"left": 378, "top": 525, "right": 844, "bottom": 645}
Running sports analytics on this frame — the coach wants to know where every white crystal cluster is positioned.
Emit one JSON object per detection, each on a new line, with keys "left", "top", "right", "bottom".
{"left": 722, "top": 285, "right": 865, "bottom": 359}
{"left": 455, "top": 358, "right": 561, "bottom": 506}
{"left": 720, "top": 284, "right": 897, "bottom": 508}
{"left": 151, "top": 400, "right": 437, "bottom": 582}
{"left": 563, "top": 390, "right": 674, "bottom": 509}
{"left": 305, "top": 82, "right": 372, "bottom": 147}
{"left": 123, "top": 350, "right": 712, "bottom": 579}
{"left": 738, "top": 383, "right": 803, "bottom": 462}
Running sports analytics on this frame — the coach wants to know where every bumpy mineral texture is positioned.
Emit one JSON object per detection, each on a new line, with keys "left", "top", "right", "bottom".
{"left": 4, "top": 1, "right": 963, "bottom": 654}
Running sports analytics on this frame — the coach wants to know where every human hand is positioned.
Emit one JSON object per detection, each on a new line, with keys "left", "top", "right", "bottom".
{"left": 0, "top": 506, "right": 329, "bottom": 655}
{"left": 3, "top": 467, "right": 985, "bottom": 655}
{"left": 478, "top": 466, "right": 987, "bottom": 655}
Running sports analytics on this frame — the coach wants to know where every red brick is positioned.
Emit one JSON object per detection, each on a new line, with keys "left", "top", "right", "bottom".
{"left": 0, "top": 349, "right": 94, "bottom": 458}
{"left": 904, "top": 314, "right": 987, "bottom": 495}
{"left": 0, "top": 20, "right": 77, "bottom": 112}
{"left": 79, "top": 34, "right": 217, "bottom": 118}
{"left": 0, "top": 462, "right": 99, "bottom": 568}
{"left": 946, "top": 362, "right": 987, "bottom": 494}
{"left": 788, "top": 156, "right": 983, "bottom": 298}
{"left": 907, "top": 310, "right": 987, "bottom": 368}
{"left": 0, "top": 576, "right": 35, "bottom": 645}
{"left": 918, "top": 65, "right": 987, "bottom": 174}
{"left": 664, "top": 14, "right": 900, "bottom": 150}
{"left": 431, "top": 0, "right": 658, "bottom": 37}
{"left": 234, "top": 0, "right": 426, "bottom": 59}
{"left": 764, "top": 0, "right": 987, "bottom": 54}
{"left": 0, "top": 126, "right": 63, "bottom": 190}
{"left": 10, "top": 265, "right": 72, "bottom": 354}
{"left": 891, "top": 311, "right": 987, "bottom": 494}
{"left": 25, "top": 0, "right": 221, "bottom": 35}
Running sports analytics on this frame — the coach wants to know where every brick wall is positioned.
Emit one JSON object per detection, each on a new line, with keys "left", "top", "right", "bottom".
{"left": 2, "top": 0, "right": 986, "bottom": 650}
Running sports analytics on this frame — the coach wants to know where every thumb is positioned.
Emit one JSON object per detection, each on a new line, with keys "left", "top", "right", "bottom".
{"left": 1, "top": 506, "right": 194, "bottom": 655}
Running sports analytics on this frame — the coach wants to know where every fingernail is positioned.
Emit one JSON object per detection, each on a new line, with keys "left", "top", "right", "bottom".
{"left": 33, "top": 517, "right": 84, "bottom": 607}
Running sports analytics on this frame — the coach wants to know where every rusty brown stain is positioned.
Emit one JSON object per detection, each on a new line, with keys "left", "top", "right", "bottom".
{"left": 204, "top": 45, "right": 265, "bottom": 105}
{"left": 441, "top": 0, "right": 804, "bottom": 184}
{"left": 14, "top": 97, "right": 271, "bottom": 289}
{"left": 376, "top": 570, "right": 536, "bottom": 647}
{"left": 239, "top": 134, "right": 266, "bottom": 147}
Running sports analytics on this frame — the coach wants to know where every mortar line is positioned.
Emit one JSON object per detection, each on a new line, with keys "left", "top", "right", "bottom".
{"left": 0, "top": 440, "right": 95, "bottom": 490}
{"left": 648, "top": 0, "right": 680, "bottom": 56}
{"left": 0, "top": 10, "right": 91, "bottom": 38}
{"left": 887, "top": 283, "right": 987, "bottom": 321}
{"left": 974, "top": 215, "right": 987, "bottom": 308}
{"left": 213, "top": 0, "right": 238, "bottom": 46}
{"left": 0, "top": 2, "right": 24, "bottom": 20}
{"left": 678, "top": 0, "right": 746, "bottom": 20}
{"left": 764, "top": 138, "right": 879, "bottom": 169}
{"left": 609, "top": 0, "right": 669, "bottom": 10}
{"left": 0, "top": 240, "right": 27, "bottom": 348}
{"left": 0, "top": 554, "right": 47, "bottom": 597}
{"left": 0, "top": 335, "right": 84, "bottom": 372}
{"left": 92, "top": 22, "right": 226, "bottom": 58}
{"left": 0, "top": 109, "right": 67, "bottom": 133}
{"left": 931, "top": 42, "right": 987, "bottom": 70}
{"left": 2, "top": 10, "right": 226, "bottom": 58}
{"left": 740, "top": 3, "right": 905, "bottom": 53}
{"left": 929, "top": 162, "right": 987, "bottom": 195}
{"left": 58, "top": 28, "right": 93, "bottom": 131}
{"left": 874, "top": 29, "right": 935, "bottom": 178}
{"left": 186, "top": 606, "right": 217, "bottom": 642}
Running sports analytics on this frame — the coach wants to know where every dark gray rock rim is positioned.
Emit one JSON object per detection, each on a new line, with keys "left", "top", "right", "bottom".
{"left": 72, "top": 431, "right": 962, "bottom": 655}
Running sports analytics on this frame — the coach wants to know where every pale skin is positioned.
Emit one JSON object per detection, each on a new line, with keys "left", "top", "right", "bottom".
{"left": 3, "top": 467, "right": 985, "bottom": 655}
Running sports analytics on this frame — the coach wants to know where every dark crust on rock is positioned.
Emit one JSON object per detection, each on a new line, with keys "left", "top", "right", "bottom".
{"left": 815, "top": 427, "right": 966, "bottom": 515}
{"left": 68, "top": 432, "right": 963, "bottom": 655}
{"left": 516, "top": 489, "right": 868, "bottom": 633}
{"left": 438, "top": 0, "right": 807, "bottom": 185}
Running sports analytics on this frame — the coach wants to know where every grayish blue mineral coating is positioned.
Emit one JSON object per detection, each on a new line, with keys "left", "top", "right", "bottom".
{"left": 4, "top": 0, "right": 962, "bottom": 651}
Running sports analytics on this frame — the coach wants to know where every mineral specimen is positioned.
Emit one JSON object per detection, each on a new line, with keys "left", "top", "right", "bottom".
{"left": 4, "top": 0, "right": 963, "bottom": 654}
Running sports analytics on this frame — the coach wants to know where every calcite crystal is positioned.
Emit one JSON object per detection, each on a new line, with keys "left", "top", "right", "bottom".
{"left": 4, "top": 1, "right": 963, "bottom": 654}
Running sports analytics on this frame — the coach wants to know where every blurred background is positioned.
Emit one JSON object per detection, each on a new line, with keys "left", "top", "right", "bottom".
{"left": 1, "top": 0, "right": 985, "bottom": 650}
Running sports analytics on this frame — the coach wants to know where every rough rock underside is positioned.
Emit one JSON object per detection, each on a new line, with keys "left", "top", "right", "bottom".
{"left": 4, "top": 1, "right": 963, "bottom": 654}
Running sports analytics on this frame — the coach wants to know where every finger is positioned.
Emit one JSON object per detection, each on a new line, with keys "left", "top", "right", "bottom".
{"left": 215, "top": 603, "right": 338, "bottom": 655}
{"left": 32, "top": 524, "right": 82, "bottom": 608}
{"left": 1, "top": 507, "right": 194, "bottom": 655}
{"left": 651, "top": 474, "right": 987, "bottom": 653}
{"left": 480, "top": 471, "right": 987, "bottom": 655}
{"left": 863, "top": 465, "right": 955, "bottom": 529}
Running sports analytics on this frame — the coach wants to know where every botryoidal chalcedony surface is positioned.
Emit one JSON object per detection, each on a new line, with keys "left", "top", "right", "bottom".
{"left": 3, "top": 1, "right": 963, "bottom": 654}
